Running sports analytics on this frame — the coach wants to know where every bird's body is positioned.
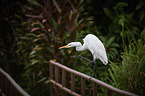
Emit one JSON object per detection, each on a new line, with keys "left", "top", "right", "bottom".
{"left": 59, "top": 34, "right": 108, "bottom": 78}
{"left": 59, "top": 34, "right": 108, "bottom": 65}
{"left": 83, "top": 34, "right": 108, "bottom": 64}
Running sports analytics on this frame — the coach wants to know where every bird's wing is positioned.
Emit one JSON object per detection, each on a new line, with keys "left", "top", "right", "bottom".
{"left": 83, "top": 35, "right": 101, "bottom": 58}
{"left": 83, "top": 34, "right": 108, "bottom": 64}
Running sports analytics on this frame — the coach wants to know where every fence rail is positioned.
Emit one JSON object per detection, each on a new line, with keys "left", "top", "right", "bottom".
{"left": 0, "top": 68, "right": 30, "bottom": 96}
{"left": 49, "top": 60, "right": 139, "bottom": 96}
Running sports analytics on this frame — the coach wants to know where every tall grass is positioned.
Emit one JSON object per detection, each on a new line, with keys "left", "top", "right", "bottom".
{"left": 108, "top": 34, "right": 145, "bottom": 95}
{"left": 100, "top": 2, "right": 145, "bottom": 95}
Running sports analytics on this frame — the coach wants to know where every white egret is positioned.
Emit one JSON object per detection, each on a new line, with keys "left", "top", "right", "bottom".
{"left": 59, "top": 34, "right": 108, "bottom": 78}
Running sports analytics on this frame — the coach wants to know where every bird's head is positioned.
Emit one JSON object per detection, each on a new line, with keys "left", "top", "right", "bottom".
{"left": 59, "top": 42, "right": 81, "bottom": 49}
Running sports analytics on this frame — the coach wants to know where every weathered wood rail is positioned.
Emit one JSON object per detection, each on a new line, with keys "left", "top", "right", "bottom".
{"left": 49, "top": 60, "right": 139, "bottom": 96}
{"left": 0, "top": 68, "right": 30, "bottom": 96}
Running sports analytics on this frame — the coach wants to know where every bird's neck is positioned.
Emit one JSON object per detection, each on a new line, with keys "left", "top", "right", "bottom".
{"left": 76, "top": 43, "right": 86, "bottom": 51}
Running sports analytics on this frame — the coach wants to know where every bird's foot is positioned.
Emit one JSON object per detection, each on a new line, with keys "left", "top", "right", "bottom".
{"left": 88, "top": 76, "right": 93, "bottom": 84}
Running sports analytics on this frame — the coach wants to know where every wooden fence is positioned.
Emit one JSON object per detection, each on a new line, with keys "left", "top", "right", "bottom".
{"left": 49, "top": 60, "right": 139, "bottom": 96}
{"left": 0, "top": 68, "right": 30, "bottom": 96}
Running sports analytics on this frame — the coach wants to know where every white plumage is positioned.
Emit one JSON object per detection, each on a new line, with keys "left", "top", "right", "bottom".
{"left": 59, "top": 34, "right": 108, "bottom": 65}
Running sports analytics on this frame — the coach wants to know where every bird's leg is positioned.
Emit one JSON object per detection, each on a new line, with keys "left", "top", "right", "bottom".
{"left": 72, "top": 55, "right": 96, "bottom": 82}
{"left": 92, "top": 61, "right": 96, "bottom": 77}
{"left": 71, "top": 55, "right": 94, "bottom": 63}
{"left": 89, "top": 60, "right": 96, "bottom": 82}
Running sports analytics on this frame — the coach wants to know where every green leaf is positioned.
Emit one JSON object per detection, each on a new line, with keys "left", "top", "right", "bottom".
{"left": 108, "top": 68, "right": 117, "bottom": 84}
{"left": 106, "top": 37, "right": 115, "bottom": 47}
{"left": 30, "top": 0, "right": 43, "bottom": 7}
{"left": 68, "top": 0, "right": 75, "bottom": 10}
{"left": 139, "top": 11, "right": 145, "bottom": 22}
{"left": 99, "top": 36, "right": 106, "bottom": 43}
{"left": 114, "top": 2, "right": 128, "bottom": 10}
{"left": 110, "top": 48, "right": 118, "bottom": 55}
{"left": 118, "top": 16, "right": 125, "bottom": 26}
{"left": 52, "top": 0, "right": 61, "bottom": 13}
{"left": 36, "top": 77, "right": 47, "bottom": 84}
{"left": 103, "top": 7, "right": 115, "bottom": 20}
{"left": 30, "top": 50, "right": 36, "bottom": 55}
{"left": 31, "top": 59, "right": 39, "bottom": 66}
{"left": 110, "top": 43, "right": 119, "bottom": 48}
{"left": 136, "top": 1, "right": 145, "bottom": 10}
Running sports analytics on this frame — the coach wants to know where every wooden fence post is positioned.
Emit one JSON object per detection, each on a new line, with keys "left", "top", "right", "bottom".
{"left": 81, "top": 77, "right": 85, "bottom": 96}
{"left": 62, "top": 69, "right": 66, "bottom": 96}
{"left": 71, "top": 73, "right": 75, "bottom": 92}
{"left": 107, "top": 89, "right": 112, "bottom": 96}
{"left": 55, "top": 66, "right": 59, "bottom": 96}
{"left": 49, "top": 64, "right": 53, "bottom": 96}
{"left": 93, "top": 82, "right": 97, "bottom": 96}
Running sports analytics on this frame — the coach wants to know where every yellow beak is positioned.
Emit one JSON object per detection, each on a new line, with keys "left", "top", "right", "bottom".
{"left": 59, "top": 45, "right": 70, "bottom": 49}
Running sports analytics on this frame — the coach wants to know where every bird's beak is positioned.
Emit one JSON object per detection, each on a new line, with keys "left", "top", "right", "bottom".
{"left": 59, "top": 45, "right": 70, "bottom": 49}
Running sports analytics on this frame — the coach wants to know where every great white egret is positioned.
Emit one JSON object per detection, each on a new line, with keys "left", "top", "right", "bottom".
{"left": 59, "top": 34, "right": 108, "bottom": 78}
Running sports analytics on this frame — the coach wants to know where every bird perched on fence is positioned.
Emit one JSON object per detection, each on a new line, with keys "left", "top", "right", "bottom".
{"left": 59, "top": 34, "right": 108, "bottom": 79}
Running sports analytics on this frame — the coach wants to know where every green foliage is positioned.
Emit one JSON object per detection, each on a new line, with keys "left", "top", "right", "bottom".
{"left": 99, "top": 1, "right": 145, "bottom": 95}
{"left": 1, "top": 0, "right": 145, "bottom": 95}
{"left": 17, "top": 0, "right": 94, "bottom": 95}
{"left": 108, "top": 36, "right": 145, "bottom": 95}
{"left": 0, "top": 0, "right": 27, "bottom": 83}
{"left": 99, "top": 36, "right": 119, "bottom": 60}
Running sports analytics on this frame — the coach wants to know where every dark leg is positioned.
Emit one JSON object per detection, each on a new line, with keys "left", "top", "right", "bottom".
{"left": 72, "top": 55, "right": 96, "bottom": 82}
{"left": 91, "top": 61, "right": 96, "bottom": 77}
{"left": 89, "top": 61, "right": 96, "bottom": 82}
{"left": 71, "top": 55, "right": 94, "bottom": 63}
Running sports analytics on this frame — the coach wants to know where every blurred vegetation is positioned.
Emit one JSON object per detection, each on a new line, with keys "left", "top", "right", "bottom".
{"left": 0, "top": 0, "right": 145, "bottom": 96}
